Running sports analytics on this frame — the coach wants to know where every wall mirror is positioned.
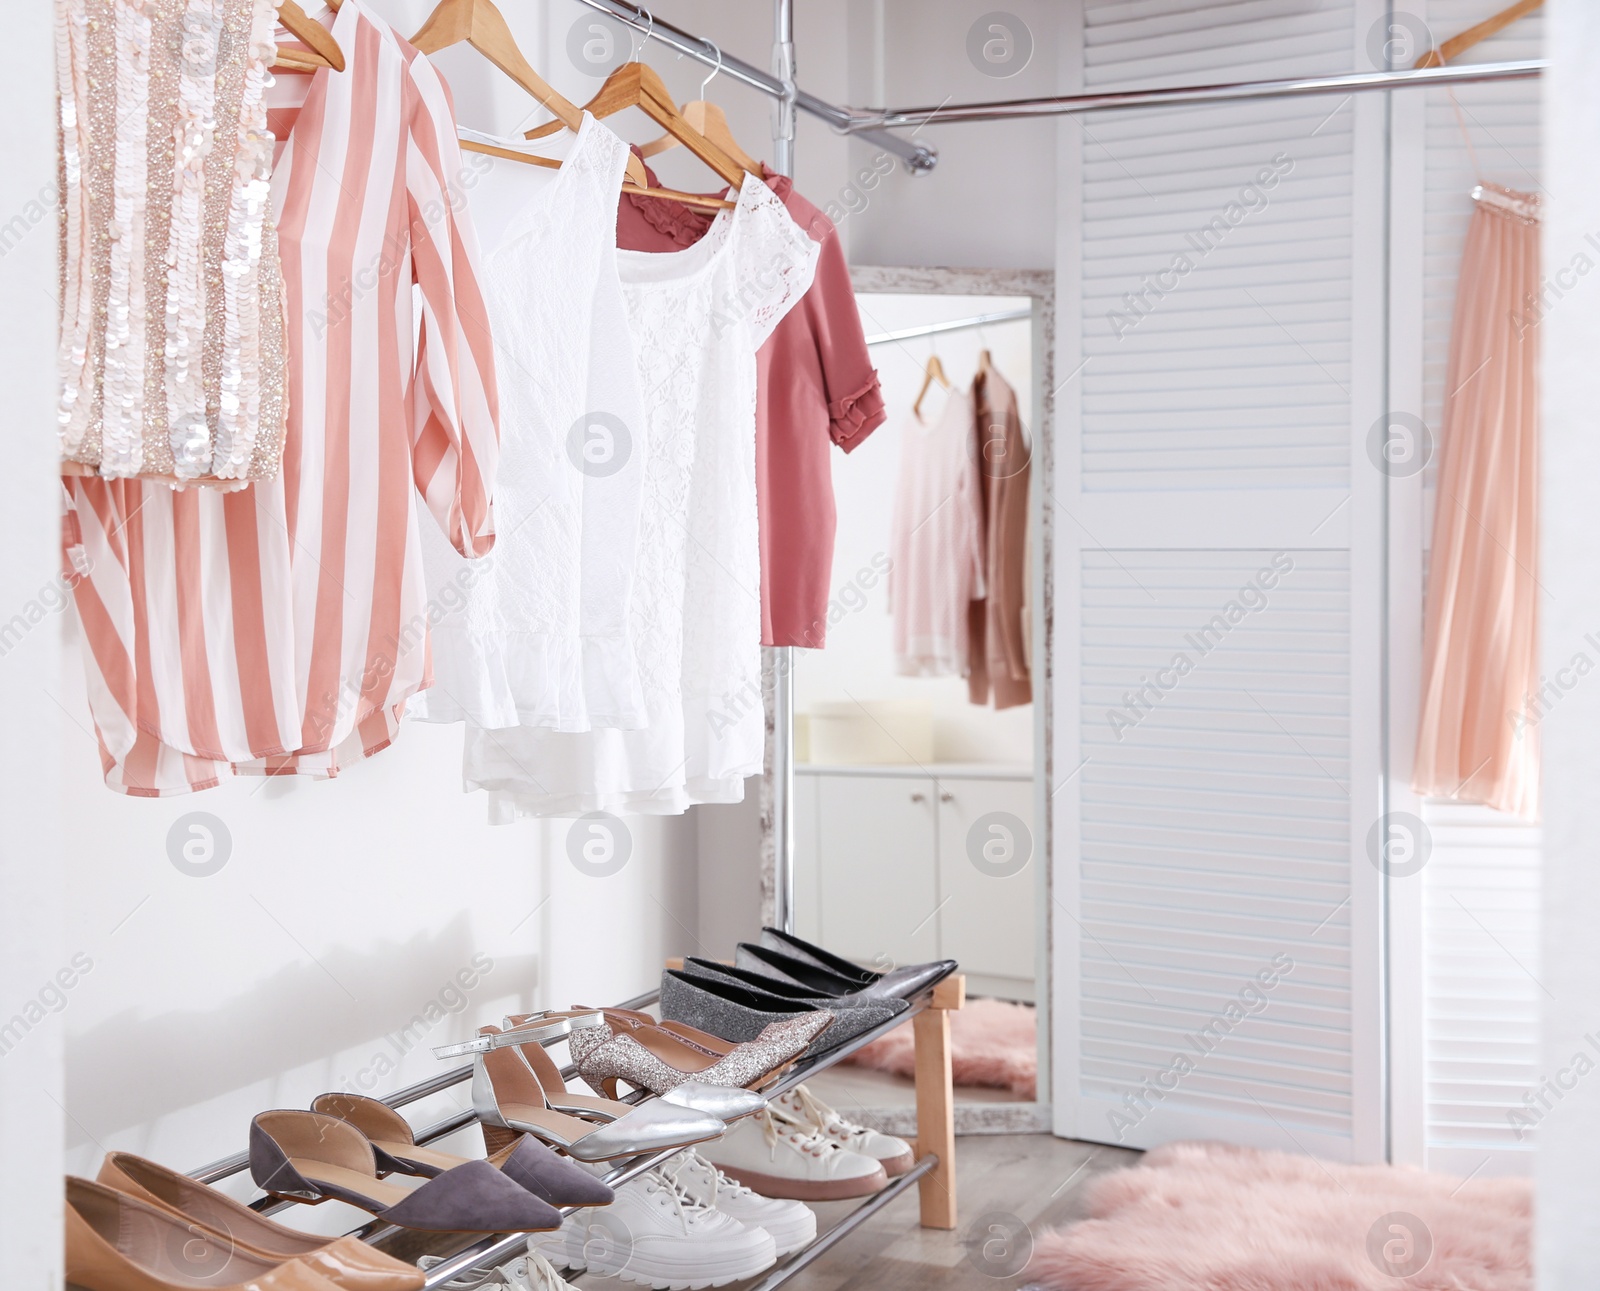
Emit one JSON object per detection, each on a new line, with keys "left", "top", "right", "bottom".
{"left": 773, "top": 265, "right": 1055, "bottom": 1134}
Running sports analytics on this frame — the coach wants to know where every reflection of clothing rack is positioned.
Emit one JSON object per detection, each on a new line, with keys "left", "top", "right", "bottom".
{"left": 865, "top": 307, "right": 1032, "bottom": 348}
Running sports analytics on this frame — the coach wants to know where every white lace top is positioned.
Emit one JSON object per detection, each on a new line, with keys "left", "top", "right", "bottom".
{"left": 415, "top": 115, "right": 649, "bottom": 732}
{"left": 463, "top": 170, "right": 820, "bottom": 816}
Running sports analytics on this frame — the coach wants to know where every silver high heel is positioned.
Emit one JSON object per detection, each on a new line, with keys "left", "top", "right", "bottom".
{"left": 470, "top": 1027, "right": 727, "bottom": 1163}
{"left": 493, "top": 1011, "right": 768, "bottom": 1126}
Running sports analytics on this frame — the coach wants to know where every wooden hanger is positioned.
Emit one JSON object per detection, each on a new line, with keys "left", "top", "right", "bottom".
{"left": 1413, "top": 0, "right": 1542, "bottom": 67}
{"left": 409, "top": 0, "right": 647, "bottom": 186}
{"left": 912, "top": 354, "right": 951, "bottom": 422}
{"left": 456, "top": 132, "right": 733, "bottom": 211}
{"left": 272, "top": 1, "right": 345, "bottom": 74}
{"left": 637, "top": 42, "right": 762, "bottom": 173}
{"left": 524, "top": 61, "right": 747, "bottom": 190}
{"left": 639, "top": 101, "right": 762, "bottom": 173}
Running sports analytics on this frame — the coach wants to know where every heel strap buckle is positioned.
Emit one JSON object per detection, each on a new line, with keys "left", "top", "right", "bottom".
{"left": 432, "top": 1016, "right": 572, "bottom": 1060}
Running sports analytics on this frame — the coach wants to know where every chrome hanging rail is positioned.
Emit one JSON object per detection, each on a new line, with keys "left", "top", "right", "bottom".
{"left": 844, "top": 58, "right": 1545, "bottom": 130}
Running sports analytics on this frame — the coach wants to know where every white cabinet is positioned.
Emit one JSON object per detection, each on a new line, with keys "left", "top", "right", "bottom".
{"left": 935, "top": 776, "right": 1036, "bottom": 987}
{"left": 795, "top": 765, "right": 1036, "bottom": 1000}
{"left": 815, "top": 774, "right": 940, "bottom": 971}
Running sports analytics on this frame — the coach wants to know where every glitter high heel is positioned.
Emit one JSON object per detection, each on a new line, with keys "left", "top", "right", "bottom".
{"left": 567, "top": 1012, "right": 832, "bottom": 1101}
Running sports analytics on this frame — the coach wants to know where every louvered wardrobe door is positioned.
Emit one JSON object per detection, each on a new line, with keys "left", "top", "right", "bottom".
{"left": 1053, "top": 0, "right": 1387, "bottom": 1162}
{"left": 1409, "top": 0, "right": 1544, "bottom": 1176}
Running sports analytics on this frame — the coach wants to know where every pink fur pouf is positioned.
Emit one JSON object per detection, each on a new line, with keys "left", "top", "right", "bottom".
{"left": 844, "top": 996, "right": 1036, "bottom": 1096}
{"left": 1030, "top": 1140, "right": 1531, "bottom": 1291}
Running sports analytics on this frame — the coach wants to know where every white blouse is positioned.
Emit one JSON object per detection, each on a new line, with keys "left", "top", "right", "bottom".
{"left": 415, "top": 115, "right": 649, "bottom": 733}
{"left": 464, "top": 170, "right": 820, "bottom": 817}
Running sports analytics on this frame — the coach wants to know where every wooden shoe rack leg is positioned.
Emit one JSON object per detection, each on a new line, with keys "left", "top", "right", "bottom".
{"left": 912, "top": 973, "right": 965, "bottom": 1229}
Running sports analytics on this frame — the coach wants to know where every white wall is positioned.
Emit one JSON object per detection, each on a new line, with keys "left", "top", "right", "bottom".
{"left": 57, "top": 685, "right": 699, "bottom": 1186}
{"left": 1536, "top": 1, "right": 1600, "bottom": 1283}
{"left": 842, "top": 1, "right": 1062, "bottom": 270}
{"left": 0, "top": 4, "right": 65, "bottom": 1284}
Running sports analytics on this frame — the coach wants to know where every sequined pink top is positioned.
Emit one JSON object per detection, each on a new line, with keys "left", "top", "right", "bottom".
{"left": 618, "top": 163, "right": 885, "bottom": 649}
{"left": 63, "top": 1, "right": 499, "bottom": 795}
{"left": 55, "top": 0, "right": 289, "bottom": 484}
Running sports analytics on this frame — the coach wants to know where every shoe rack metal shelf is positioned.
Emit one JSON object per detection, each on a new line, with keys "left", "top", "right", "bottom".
{"left": 187, "top": 973, "right": 967, "bottom": 1290}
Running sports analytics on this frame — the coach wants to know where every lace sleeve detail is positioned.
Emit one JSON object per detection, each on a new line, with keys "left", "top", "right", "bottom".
{"left": 731, "top": 175, "right": 821, "bottom": 352}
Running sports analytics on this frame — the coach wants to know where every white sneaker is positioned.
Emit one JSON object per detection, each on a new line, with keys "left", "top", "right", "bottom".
{"left": 701, "top": 1106, "right": 888, "bottom": 1201}
{"left": 418, "top": 1247, "right": 575, "bottom": 1290}
{"left": 660, "top": 1150, "right": 817, "bottom": 1256}
{"left": 533, "top": 1163, "right": 776, "bottom": 1290}
{"left": 774, "top": 1084, "right": 916, "bottom": 1177}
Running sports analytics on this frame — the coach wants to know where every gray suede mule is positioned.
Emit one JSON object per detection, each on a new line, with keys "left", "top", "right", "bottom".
{"left": 250, "top": 1110, "right": 562, "bottom": 1232}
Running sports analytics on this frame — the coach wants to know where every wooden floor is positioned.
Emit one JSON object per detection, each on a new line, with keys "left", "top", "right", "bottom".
{"left": 570, "top": 1133, "right": 1139, "bottom": 1291}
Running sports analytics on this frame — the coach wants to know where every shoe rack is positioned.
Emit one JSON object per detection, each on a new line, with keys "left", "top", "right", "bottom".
{"left": 182, "top": 973, "right": 967, "bottom": 1289}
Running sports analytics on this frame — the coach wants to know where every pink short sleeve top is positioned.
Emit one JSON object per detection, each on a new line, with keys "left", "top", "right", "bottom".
{"left": 618, "top": 161, "right": 885, "bottom": 648}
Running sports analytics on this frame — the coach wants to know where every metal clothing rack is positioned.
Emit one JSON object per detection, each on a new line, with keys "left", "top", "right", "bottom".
{"left": 186, "top": 976, "right": 967, "bottom": 1290}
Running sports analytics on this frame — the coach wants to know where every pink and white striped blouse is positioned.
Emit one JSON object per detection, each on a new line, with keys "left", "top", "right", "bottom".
{"left": 64, "top": 0, "right": 499, "bottom": 795}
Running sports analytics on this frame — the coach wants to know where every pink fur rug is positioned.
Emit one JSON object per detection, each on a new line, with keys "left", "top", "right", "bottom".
{"left": 843, "top": 997, "right": 1035, "bottom": 1097}
{"left": 1030, "top": 1141, "right": 1531, "bottom": 1291}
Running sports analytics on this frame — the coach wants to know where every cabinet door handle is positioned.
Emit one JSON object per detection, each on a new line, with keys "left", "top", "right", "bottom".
{"left": 940, "top": 791, "right": 955, "bottom": 803}
{"left": 910, "top": 792, "right": 926, "bottom": 803}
